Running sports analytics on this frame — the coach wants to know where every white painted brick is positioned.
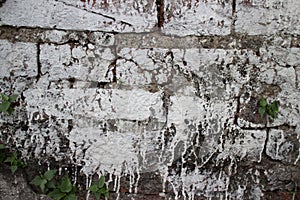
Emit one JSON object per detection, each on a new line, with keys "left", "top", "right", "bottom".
{"left": 40, "top": 43, "right": 114, "bottom": 82}
{"left": 70, "top": 128, "right": 139, "bottom": 175}
{"left": 0, "top": 40, "right": 37, "bottom": 78}
{"left": 24, "top": 88, "right": 164, "bottom": 122}
{"left": 0, "top": 0, "right": 157, "bottom": 32}
{"left": 218, "top": 129, "right": 267, "bottom": 162}
{"left": 260, "top": 47, "right": 300, "bottom": 67}
{"left": 163, "top": 0, "right": 232, "bottom": 36}
{"left": 108, "top": 48, "right": 183, "bottom": 86}
{"left": 266, "top": 129, "right": 296, "bottom": 162}
{"left": 236, "top": 0, "right": 300, "bottom": 35}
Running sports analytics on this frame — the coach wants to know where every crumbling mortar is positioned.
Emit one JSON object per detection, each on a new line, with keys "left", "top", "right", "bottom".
{"left": 3, "top": 26, "right": 300, "bottom": 51}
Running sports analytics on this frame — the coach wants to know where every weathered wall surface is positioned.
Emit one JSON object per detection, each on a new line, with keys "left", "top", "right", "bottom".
{"left": 0, "top": 0, "right": 300, "bottom": 199}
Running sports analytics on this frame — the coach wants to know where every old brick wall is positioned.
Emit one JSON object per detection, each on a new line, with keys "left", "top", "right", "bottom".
{"left": 0, "top": 0, "right": 300, "bottom": 199}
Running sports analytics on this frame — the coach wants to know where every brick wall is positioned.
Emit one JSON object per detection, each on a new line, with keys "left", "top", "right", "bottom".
{"left": 0, "top": 0, "right": 300, "bottom": 199}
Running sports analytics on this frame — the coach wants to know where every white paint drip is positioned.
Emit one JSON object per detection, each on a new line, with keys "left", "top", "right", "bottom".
{"left": 294, "top": 124, "right": 300, "bottom": 165}
{"left": 85, "top": 175, "right": 92, "bottom": 200}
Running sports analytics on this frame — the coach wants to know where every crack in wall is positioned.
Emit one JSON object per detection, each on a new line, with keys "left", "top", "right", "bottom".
{"left": 36, "top": 43, "right": 42, "bottom": 83}
{"left": 56, "top": 0, "right": 133, "bottom": 27}
{"left": 231, "top": 0, "right": 237, "bottom": 34}
{"left": 156, "top": 0, "right": 164, "bottom": 28}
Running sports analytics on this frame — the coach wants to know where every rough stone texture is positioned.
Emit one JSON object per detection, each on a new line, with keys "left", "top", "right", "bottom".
{"left": 0, "top": 0, "right": 157, "bottom": 32}
{"left": 0, "top": 0, "right": 300, "bottom": 200}
{"left": 163, "top": 0, "right": 233, "bottom": 36}
{"left": 236, "top": 0, "right": 300, "bottom": 35}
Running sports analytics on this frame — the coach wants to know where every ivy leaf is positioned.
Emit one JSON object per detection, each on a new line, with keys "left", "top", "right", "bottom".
{"left": 93, "top": 192, "right": 101, "bottom": 200}
{"left": 0, "top": 101, "right": 10, "bottom": 112}
{"left": 99, "top": 187, "right": 108, "bottom": 194}
{"left": 6, "top": 106, "right": 14, "bottom": 115}
{"left": 48, "top": 189, "right": 66, "bottom": 200}
{"left": 30, "top": 176, "right": 44, "bottom": 186}
{"left": 4, "top": 152, "right": 17, "bottom": 164}
{"left": 98, "top": 176, "right": 105, "bottom": 188}
{"left": 59, "top": 177, "right": 73, "bottom": 193}
{"left": 1, "top": 94, "right": 9, "bottom": 101}
{"left": 40, "top": 180, "right": 48, "bottom": 193}
{"left": 31, "top": 176, "right": 47, "bottom": 193}
{"left": 271, "top": 101, "right": 279, "bottom": 112}
{"left": 89, "top": 184, "right": 99, "bottom": 192}
{"left": 64, "top": 193, "right": 76, "bottom": 200}
{"left": 44, "top": 169, "right": 57, "bottom": 181}
{"left": 258, "top": 107, "right": 265, "bottom": 117}
{"left": 259, "top": 97, "right": 267, "bottom": 107}
{"left": 9, "top": 94, "right": 17, "bottom": 102}
{"left": 104, "top": 189, "right": 109, "bottom": 198}
{"left": 11, "top": 165, "right": 18, "bottom": 174}
{"left": 46, "top": 180, "right": 56, "bottom": 189}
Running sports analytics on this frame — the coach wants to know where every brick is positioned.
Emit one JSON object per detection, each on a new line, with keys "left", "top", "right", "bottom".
{"left": 0, "top": 40, "right": 37, "bottom": 78}
{"left": 236, "top": 0, "right": 300, "bottom": 35}
{"left": 40, "top": 43, "right": 114, "bottom": 84}
{"left": 219, "top": 129, "right": 266, "bottom": 162}
{"left": 24, "top": 88, "right": 164, "bottom": 121}
{"left": 0, "top": 0, "right": 157, "bottom": 32}
{"left": 266, "top": 128, "right": 299, "bottom": 163}
{"left": 163, "top": 0, "right": 232, "bottom": 36}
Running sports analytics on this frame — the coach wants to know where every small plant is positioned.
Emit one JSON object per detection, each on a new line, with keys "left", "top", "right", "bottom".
{"left": 4, "top": 151, "right": 27, "bottom": 174}
{"left": 48, "top": 176, "right": 77, "bottom": 200}
{"left": 30, "top": 169, "right": 57, "bottom": 193}
{"left": 89, "top": 176, "right": 109, "bottom": 200}
{"left": 0, "top": 94, "right": 17, "bottom": 114}
{"left": 258, "top": 96, "right": 279, "bottom": 119}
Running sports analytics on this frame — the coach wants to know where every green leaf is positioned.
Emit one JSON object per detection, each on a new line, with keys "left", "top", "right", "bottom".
{"left": 44, "top": 169, "right": 57, "bottom": 181}
{"left": 1, "top": 94, "right": 9, "bottom": 101}
{"left": 0, "top": 101, "right": 10, "bottom": 112}
{"left": 270, "top": 110, "right": 278, "bottom": 119}
{"left": 11, "top": 165, "right": 18, "bottom": 174}
{"left": 30, "top": 176, "right": 44, "bottom": 186}
{"left": 5, "top": 152, "right": 17, "bottom": 164}
{"left": 46, "top": 180, "right": 56, "bottom": 189}
{"left": 99, "top": 187, "right": 108, "bottom": 194}
{"left": 9, "top": 94, "right": 17, "bottom": 102}
{"left": 104, "top": 190, "right": 109, "bottom": 198}
{"left": 89, "top": 184, "right": 99, "bottom": 192}
{"left": 64, "top": 193, "right": 76, "bottom": 200}
{"left": 40, "top": 180, "right": 47, "bottom": 193}
{"left": 59, "top": 177, "right": 73, "bottom": 193}
{"left": 93, "top": 192, "right": 101, "bottom": 200}
{"left": 6, "top": 107, "right": 14, "bottom": 115}
{"left": 30, "top": 177, "right": 48, "bottom": 193}
{"left": 0, "top": 144, "right": 5, "bottom": 150}
{"left": 258, "top": 107, "right": 265, "bottom": 117}
{"left": 48, "top": 189, "right": 66, "bottom": 200}
{"left": 271, "top": 101, "right": 279, "bottom": 112}
{"left": 98, "top": 176, "right": 105, "bottom": 188}
{"left": 71, "top": 185, "right": 76, "bottom": 193}
{"left": 259, "top": 97, "right": 267, "bottom": 107}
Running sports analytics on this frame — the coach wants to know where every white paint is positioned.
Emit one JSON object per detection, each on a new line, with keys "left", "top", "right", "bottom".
{"left": 163, "top": 0, "right": 232, "bottom": 36}
{"left": 236, "top": 0, "right": 300, "bottom": 35}
{"left": 0, "top": 0, "right": 157, "bottom": 32}
{"left": 0, "top": 40, "right": 37, "bottom": 78}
